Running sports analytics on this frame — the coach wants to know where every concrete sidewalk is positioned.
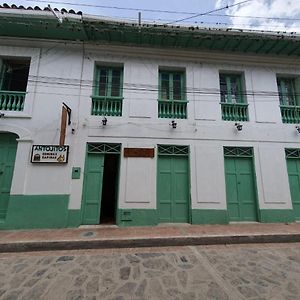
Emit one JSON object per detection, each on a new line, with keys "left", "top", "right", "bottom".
{"left": 0, "top": 222, "right": 300, "bottom": 253}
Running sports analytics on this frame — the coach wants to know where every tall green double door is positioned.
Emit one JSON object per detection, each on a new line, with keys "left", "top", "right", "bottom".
{"left": 81, "top": 143, "right": 121, "bottom": 225}
{"left": 0, "top": 133, "right": 18, "bottom": 220}
{"left": 224, "top": 147, "right": 258, "bottom": 222}
{"left": 286, "top": 149, "right": 300, "bottom": 220}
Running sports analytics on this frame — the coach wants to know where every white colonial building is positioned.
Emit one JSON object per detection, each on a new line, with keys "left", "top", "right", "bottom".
{"left": 0, "top": 5, "right": 300, "bottom": 229}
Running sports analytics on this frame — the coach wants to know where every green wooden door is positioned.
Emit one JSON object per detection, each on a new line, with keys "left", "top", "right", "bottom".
{"left": 82, "top": 153, "right": 104, "bottom": 224}
{"left": 286, "top": 159, "right": 300, "bottom": 220}
{"left": 157, "top": 156, "right": 189, "bottom": 223}
{"left": 225, "top": 157, "right": 258, "bottom": 221}
{"left": 0, "top": 133, "right": 17, "bottom": 220}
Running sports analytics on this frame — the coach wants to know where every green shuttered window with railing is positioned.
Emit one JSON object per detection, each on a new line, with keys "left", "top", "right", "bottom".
{"left": 158, "top": 70, "right": 187, "bottom": 119}
{"left": 91, "top": 66, "right": 123, "bottom": 116}
{"left": 0, "top": 59, "right": 30, "bottom": 112}
{"left": 277, "top": 77, "right": 300, "bottom": 124}
{"left": 219, "top": 73, "right": 248, "bottom": 121}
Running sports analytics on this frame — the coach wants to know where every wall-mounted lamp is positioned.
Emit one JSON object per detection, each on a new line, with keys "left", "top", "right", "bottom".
{"left": 171, "top": 120, "right": 177, "bottom": 129}
{"left": 0, "top": 113, "right": 5, "bottom": 118}
{"left": 295, "top": 125, "right": 300, "bottom": 133}
{"left": 102, "top": 117, "right": 107, "bottom": 126}
{"left": 235, "top": 122, "right": 243, "bottom": 131}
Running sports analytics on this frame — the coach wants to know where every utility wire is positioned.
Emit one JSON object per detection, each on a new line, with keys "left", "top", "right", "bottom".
{"left": 0, "top": 74, "right": 291, "bottom": 101}
{"left": 165, "top": 0, "right": 253, "bottom": 25}
{"left": 26, "top": 0, "right": 300, "bottom": 22}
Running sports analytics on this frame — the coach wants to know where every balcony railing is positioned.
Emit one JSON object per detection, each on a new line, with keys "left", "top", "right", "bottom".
{"left": 0, "top": 91, "right": 26, "bottom": 111}
{"left": 158, "top": 100, "right": 188, "bottom": 119}
{"left": 280, "top": 105, "right": 300, "bottom": 124}
{"left": 91, "top": 96, "right": 123, "bottom": 116}
{"left": 221, "top": 103, "right": 248, "bottom": 121}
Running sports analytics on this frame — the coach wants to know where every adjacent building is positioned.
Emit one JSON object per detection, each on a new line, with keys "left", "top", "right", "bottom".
{"left": 0, "top": 5, "right": 300, "bottom": 229}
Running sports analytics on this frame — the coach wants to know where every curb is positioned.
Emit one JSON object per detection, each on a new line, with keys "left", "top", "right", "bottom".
{"left": 1, "top": 233, "right": 300, "bottom": 253}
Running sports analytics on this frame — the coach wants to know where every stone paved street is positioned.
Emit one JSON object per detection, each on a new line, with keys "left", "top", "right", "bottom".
{"left": 0, "top": 243, "right": 299, "bottom": 300}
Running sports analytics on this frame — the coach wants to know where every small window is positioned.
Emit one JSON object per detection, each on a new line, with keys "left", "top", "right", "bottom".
{"left": 0, "top": 59, "right": 30, "bottom": 92}
{"left": 219, "top": 73, "right": 244, "bottom": 104}
{"left": 277, "top": 77, "right": 297, "bottom": 106}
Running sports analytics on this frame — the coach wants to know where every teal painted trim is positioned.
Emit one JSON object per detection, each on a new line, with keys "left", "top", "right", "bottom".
{"left": 0, "top": 195, "right": 69, "bottom": 230}
{"left": 259, "top": 209, "right": 295, "bottom": 223}
{"left": 117, "top": 209, "right": 158, "bottom": 227}
{"left": 67, "top": 209, "right": 81, "bottom": 228}
{"left": 192, "top": 209, "right": 229, "bottom": 224}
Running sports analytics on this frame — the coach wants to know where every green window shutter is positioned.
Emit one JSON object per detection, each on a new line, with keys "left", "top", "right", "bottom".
{"left": 158, "top": 70, "right": 187, "bottom": 119}
{"left": 159, "top": 70, "right": 185, "bottom": 101}
{"left": 219, "top": 74, "right": 244, "bottom": 104}
{"left": 277, "top": 77, "right": 296, "bottom": 106}
{"left": 92, "top": 66, "right": 123, "bottom": 117}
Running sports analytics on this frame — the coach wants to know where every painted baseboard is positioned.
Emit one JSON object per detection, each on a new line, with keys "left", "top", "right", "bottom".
{"left": 117, "top": 209, "right": 158, "bottom": 227}
{"left": 0, "top": 194, "right": 69, "bottom": 230}
{"left": 67, "top": 210, "right": 81, "bottom": 227}
{"left": 191, "top": 209, "right": 228, "bottom": 224}
{"left": 259, "top": 209, "right": 295, "bottom": 223}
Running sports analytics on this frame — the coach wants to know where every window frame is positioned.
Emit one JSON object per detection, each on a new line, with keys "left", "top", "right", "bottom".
{"left": 0, "top": 59, "right": 30, "bottom": 92}
{"left": 159, "top": 70, "right": 186, "bottom": 102}
{"left": 93, "top": 65, "right": 123, "bottom": 99}
{"left": 219, "top": 73, "right": 244, "bottom": 104}
{"left": 277, "top": 77, "right": 297, "bottom": 106}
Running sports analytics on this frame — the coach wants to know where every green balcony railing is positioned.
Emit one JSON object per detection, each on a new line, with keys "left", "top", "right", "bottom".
{"left": 221, "top": 103, "right": 248, "bottom": 121}
{"left": 280, "top": 105, "right": 300, "bottom": 124}
{"left": 0, "top": 91, "right": 25, "bottom": 111}
{"left": 91, "top": 96, "right": 123, "bottom": 116}
{"left": 158, "top": 100, "right": 188, "bottom": 119}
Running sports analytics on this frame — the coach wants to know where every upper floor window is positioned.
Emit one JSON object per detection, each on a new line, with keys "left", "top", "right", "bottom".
{"left": 219, "top": 73, "right": 248, "bottom": 121}
{"left": 91, "top": 65, "right": 123, "bottom": 117}
{"left": 0, "top": 59, "right": 30, "bottom": 112}
{"left": 277, "top": 77, "right": 297, "bottom": 106}
{"left": 219, "top": 73, "right": 244, "bottom": 103}
{"left": 277, "top": 77, "right": 300, "bottom": 124}
{"left": 158, "top": 70, "right": 187, "bottom": 119}
{"left": 0, "top": 59, "right": 30, "bottom": 92}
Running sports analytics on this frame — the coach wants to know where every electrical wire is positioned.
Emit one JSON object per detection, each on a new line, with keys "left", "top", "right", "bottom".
{"left": 165, "top": 0, "right": 253, "bottom": 25}
{"left": 25, "top": 0, "right": 300, "bottom": 22}
{"left": 0, "top": 73, "right": 293, "bottom": 103}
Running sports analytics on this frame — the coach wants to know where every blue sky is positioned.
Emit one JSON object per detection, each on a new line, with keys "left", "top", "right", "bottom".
{"left": 5, "top": 0, "right": 300, "bottom": 32}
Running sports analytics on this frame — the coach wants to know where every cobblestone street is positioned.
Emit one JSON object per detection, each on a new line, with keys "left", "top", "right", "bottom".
{"left": 0, "top": 243, "right": 299, "bottom": 300}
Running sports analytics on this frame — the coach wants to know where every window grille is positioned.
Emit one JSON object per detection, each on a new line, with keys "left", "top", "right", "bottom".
{"left": 158, "top": 145, "right": 189, "bottom": 155}
{"left": 224, "top": 147, "right": 253, "bottom": 157}
{"left": 87, "top": 143, "right": 121, "bottom": 154}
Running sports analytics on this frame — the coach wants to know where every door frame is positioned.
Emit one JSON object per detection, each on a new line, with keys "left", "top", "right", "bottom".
{"left": 285, "top": 148, "right": 300, "bottom": 220}
{"left": 223, "top": 146, "right": 260, "bottom": 222}
{"left": 0, "top": 132, "right": 18, "bottom": 220}
{"left": 156, "top": 144, "right": 191, "bottom": 223}
{"left": 81, "top": 142, "right": 121, "bottom": 225}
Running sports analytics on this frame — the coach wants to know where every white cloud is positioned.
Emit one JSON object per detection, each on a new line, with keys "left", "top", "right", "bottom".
{"left": 215, "top": 0, "right": 300, "bottom": 33}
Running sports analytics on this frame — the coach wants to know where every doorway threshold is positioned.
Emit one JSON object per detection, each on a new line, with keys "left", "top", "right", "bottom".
{"left": 79, "top": 224, "right": 118, "bottom": 229}
{"left": 157, "top": 223, "right": 191, "bottom": 227}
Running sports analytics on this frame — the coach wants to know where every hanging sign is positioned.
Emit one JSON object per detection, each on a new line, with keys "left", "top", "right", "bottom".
{"left": 31, "top": 145, "right": 69, "bottom": 163}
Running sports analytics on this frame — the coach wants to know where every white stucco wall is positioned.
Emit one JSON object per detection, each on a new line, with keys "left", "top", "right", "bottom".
{"left": 1, "top": 39, "right": 300, "bottom": 214}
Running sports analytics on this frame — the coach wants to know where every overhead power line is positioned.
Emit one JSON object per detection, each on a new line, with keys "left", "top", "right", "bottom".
{"left": 24, "top": 0, "right": 300, "bottom": 23}
{"left": 165, "top": 0, "right": 252, "bottom": 25}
